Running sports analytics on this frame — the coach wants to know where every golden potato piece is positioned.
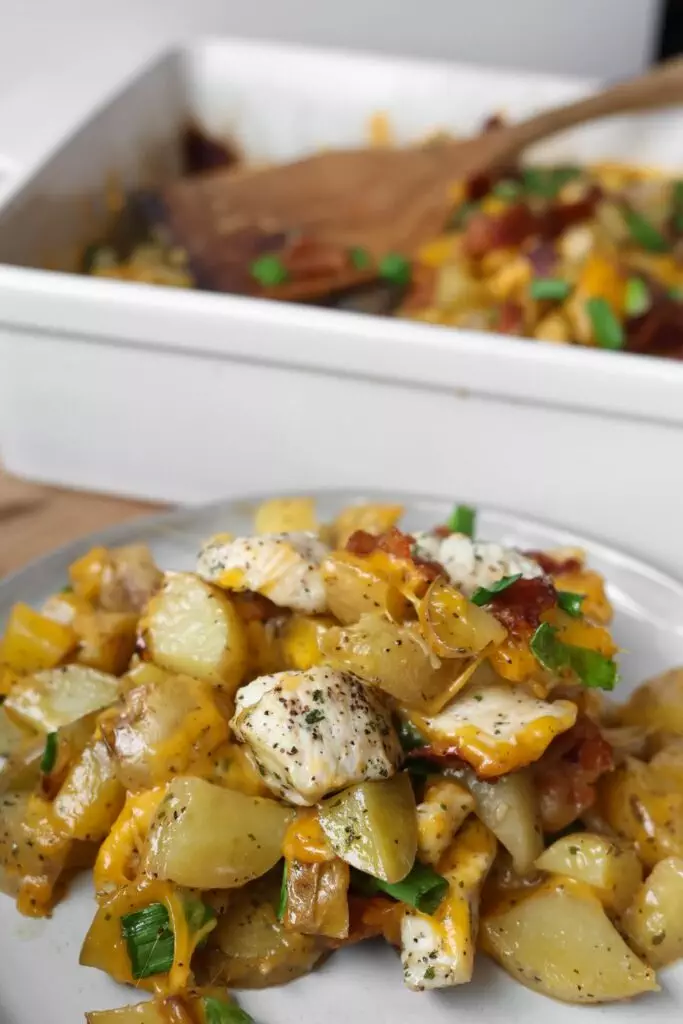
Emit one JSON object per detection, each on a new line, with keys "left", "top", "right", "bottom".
{"left": 140, "top": 572, "right": 247, "bottom": 692}
{"left": 99, "top": 544, "right": 162, "bottom": 613}
{"left": 254, "top": 497, "right": 318, "bottom": 534}
{"left": 620, "top": 668, "right": 683, "bottom": 737}
{"left": 322, "top": 553, "right": 408, "bottom": 625}
{"left": 622, "top": 857, "right": 683, "bottom": 968}
{"left": 75, "top": 609, "right": 138, "bottom": 676}
{"left": 535, "top": 833, "right": 642, "bottom": 914}
{"left": 331, "top": 503, "right": 404, "bottom": 548}
{"left": 4, "top": 665, "right": 119, "bottom": 733}
{"left": 482, "top": 879, "right": 658, "bottom": 1003}
{"left": 598, "top": 757, "right": 683, "bottom": 867}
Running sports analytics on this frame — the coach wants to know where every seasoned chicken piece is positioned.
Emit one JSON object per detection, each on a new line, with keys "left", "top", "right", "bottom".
{"left": 230, "top": 667, "right": 401, "bottom": 805}
{"left": 413, "top": 681, "right": 577, "bottom": 777}
{"left": 416, "top": 778, "right": 475, "bottom": 866}
{"left": 412, "top": 532, "right": 545, "bottom": 597}
{"left": 197, "top": 532, "right": 329, "bottom": 614}
{"left": 401, "top": 817, "right": 497, "bottom": 990}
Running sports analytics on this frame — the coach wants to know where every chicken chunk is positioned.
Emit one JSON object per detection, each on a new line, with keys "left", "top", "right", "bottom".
{"left": 230, "top": 667, "right": 401, "bottom": 805}
{"left": 416, "top": 778, "right": 475, "bottom": 866}
{"left": 197, "top": 532, "right": 329, "bottom": 614}
{"left": 412, "top": 532, "right": 545, "bottom": 597}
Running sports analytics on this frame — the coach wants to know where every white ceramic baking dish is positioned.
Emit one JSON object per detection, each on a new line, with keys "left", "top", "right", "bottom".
{"left": 0, "top": 38, "right": 681, "bottom": 572}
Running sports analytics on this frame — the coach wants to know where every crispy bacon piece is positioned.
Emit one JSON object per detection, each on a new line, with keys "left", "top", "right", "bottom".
{"left": 525, "top": 550, "right": 583, "bottom": 575}
{"left": 496, "top": 301, "right": 525, "bottom": 336}
{"left": 280, "top": 234, "right": 352, "bottom": 280}
{"left": 232, "top": 590, "right": 281, "bottom": 622}
{"left": 487, "top": 576, "right": 556, "bottom": 634}
{"left": 340, "top": 895, "right": 403, "bottom": 948}
{"left": 533, "top": 715, "right": 614, "bottom": 833}
{"left": 463, "top": 204, "right": 537, "bottom": 259}
{"left": 345, "top": 527, "right": 443, "bottom": 583}
{"left": 536, "top": 186, "right": 602, "bottom": 240}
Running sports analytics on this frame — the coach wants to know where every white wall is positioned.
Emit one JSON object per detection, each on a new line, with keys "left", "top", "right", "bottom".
{"left": 0, "top": 0, "right": 664, "bottom": 98}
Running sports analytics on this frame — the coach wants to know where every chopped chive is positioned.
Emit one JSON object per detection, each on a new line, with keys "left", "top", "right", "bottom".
{"left": 352, "top": 862, "right": 449, "bottom": 915}
{"left": 624, "top": 277, "right": 651, "bottom": 318}
{"left": 349, "top": 246, "right": 372, "bottom": 270}
{"left": 673, "top": 181, "right": 683, "bottom": 209}
{"left": 586, "top": 297, "right": 624, "bottom": 350}
{"left": 621, "top": 208, "right": 670, "bottom": 253}
{"left": 277, "top": 861, "right": 288, "bottom": 921}
{"left": 557, "top": 591, "right": 585, "bottom": 618}
{"left": 521, "top": 166, "right": 579, "bottom": 199}
{"left": 530, "top": 622, "right": 617, "bottom": 691}
{"left": 250, "top": 254, "right": 289, "bottom": 287}
{"left": 471, "top": 574, "right": 522, "bottom": 606}
{"left": 397, "top": 718, "right": 427, "bottom": 753}
{"left": 40, "top": 732, "right": 58, "bottom": 774}
{"left": 529, "top": 278, "right": 571, "bottom": 301}
{"left": 492, "top": 179, "right": 524, "bottom": 201}
{"left": 378, "top": 253, "right": 412, "bottom": 286}
{"left": 674, "top": 211, "right": 683, "bottom": 235}
{"left": 202, "top": 997, "right": 255, "bottom": 1024}
{"left": 446, "top": 504, "right": 476, "bottom": 537}
{"left": 446, "top": 201, "right": 478, "bottom": 230}
{"left": 670, "top": 287, "right": 683, "bottom": 302}
{"left": 120, "top": 898, "right": 215, "bottom": 980}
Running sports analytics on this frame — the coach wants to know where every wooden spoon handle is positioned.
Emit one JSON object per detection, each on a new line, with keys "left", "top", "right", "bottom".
{"left": 488, "top": 55, "right": 683, "bottom": 161}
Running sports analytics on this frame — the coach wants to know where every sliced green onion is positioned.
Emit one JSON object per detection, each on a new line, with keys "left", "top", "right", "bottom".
{"left": 378, "top": 253, "right": 412, "bottom": 286}
{"left": 530, "top": 622, "right": 617, "bottom": 691}
{"left": 353, "top": 862, "right": 449, "bottom": 915}
{"left": 673, "top": 181, "right": 683, "bottom": 209}
{"left": 492, "top": 179, "right": 524, "bottom": 201}
{"left": 471, "top": 574, "right": 522, "bottom": 606}
{"left": 670, "top": 287, "right": 683, "bottom": 302}
{"left": 446, "top": 201, "right": 478, "bottom": 230}
{"left": 556, "top": 591, "right": 585, "bottom": 618}
{"left": 349, "top": 246, "right": 372, "bottom": 270}
{"left": 277, "top": 861, "right": 288, "bottom": 921}
{"left": 529, "top": 278, "right": 571, "bottom": 301}
{"left": 40, "top": 732, "right": 58, "bottom": 774}
{"left": 397, "top": 718, "right": 427, "bottom": 753}
{"left": 59, "top": 584, "right": 73, "bottom": 595}
{"left": 522, "top": 166, "right": 580, "bottom": 199}
{"left": 250, "top": 254, "right": 289, "bottom": 287}
{"left": 120, "top": 898, "right": 215, "bottom": 980}
{"left": 202, "top": 997, "right": 255, "bottom": 1024}
{"left": 586, "top": 297, "right": 624, "bottom": 350}
{"left": 446, "top": 504, "right": 476, "bottom": 537}
{"left": 624, "top": 277, "right": 651, "bottom": 318}
{"left": 621, "top": 208, "right": 670, "bottom": 253}
{"left": 673, "top": 210, "right": 683, "bottom": 235}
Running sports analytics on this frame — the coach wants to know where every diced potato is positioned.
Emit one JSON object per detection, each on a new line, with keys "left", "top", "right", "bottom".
{"left": 98, "top": 544, "right": 162, "bottom": 613}
{"left": 119, "top": 660, "right": 170, "bottom": 693}
{"left": 254, "top": 497, "right": 318, "bottom": 534}
{"left": 202, "top": 875, "right": 324, "bottom": 987}
{"left": 322, "top": 553, "right": 408, "bottom": 625}
{"left": 598, "top": 757, "right": 683, "bottom": 867}
{"left": 482, "top": 879, "right": 658, "bottom": 1003}
{"left": 283, "top": 858, "right": 350, "bottom": 939}
{"left": 419, "top": 578, "right": 507, "bottom": 658}
{"left": 144, "top": 776, "right": 295, "bottom": 888}
{"left": 93, "top": 789, "right": 165, "bottom": 893}
{"left": 331, "top": 503, "right": 404, "bottom": 548}
{"left": 535, "top": 833, "right": 642, "bottom": 913}
{"left": 52, "top": 738, "right": 125, "bottom": 842}
{"left": 416, "top": 778, "right": 474, "bottom": 866}
{"left": 103, "top": 675, "right": 229, "bottom": 790}
{"left": 622, "top": 857, "right": 683, "bottom": 968}
{"left": 139, "top": 573, "right": 247, "bottom": 692}
{"left": 75, "top": 609, "right": 138, "bottom": 676}
{"left": 0, "top": 707, "right": 36, "bottom": 771}
{"left": 318, "top": 774, "right": 417, "bottom": 883}
{"left": 4, "top": 665, "right": 119, "bottom": 733}
{"left": 0, "top": 603, "right": 77, "bottom": 673}
{"left": 620, "top": 668, "right": 683, "bottom": 736}
{"left": 0, "top": 791, "right": 72, "bottom": 913}
{"left": 41, "top": 590, "right": 90, "bottom": 627}
{"left": 69, "top": 546, "right": 111, "bottom": 602}
{"left": 320, "top": 613, "right": 455, "bottom": 711}
{"left": 86, "top": 1003, "right": 167, "bottom": 1024}
{"left": 278, "top": 615, "right": 334, "bottom": 671}
{"left": 446, "top": 764, "right": 543, "bottom": 873}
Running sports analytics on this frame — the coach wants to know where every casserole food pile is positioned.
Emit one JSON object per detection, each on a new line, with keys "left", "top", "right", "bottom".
{"left": 1, "top": 497, "right": 682, "bottom": 1021}
{"left": 83, "top": 119, "right": 683, "bottom": 359}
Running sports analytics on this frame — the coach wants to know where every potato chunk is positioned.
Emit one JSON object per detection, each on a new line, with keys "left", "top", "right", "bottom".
{"left": 622, "top": 857, "right": 683, "bottom": 968}
{"left": 535, "top": 832, "right": 642, "bottom": 913}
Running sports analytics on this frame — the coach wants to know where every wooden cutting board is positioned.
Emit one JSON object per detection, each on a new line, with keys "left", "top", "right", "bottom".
{"left": 0, "top": 468, "right": 163, "bottom": 578}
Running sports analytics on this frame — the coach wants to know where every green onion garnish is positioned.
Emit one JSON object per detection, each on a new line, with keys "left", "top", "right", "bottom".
{"left": 446, "top": 201, "right": 478, "bottom": 230}
{"left": 446, "top": 504, "right": 476, "bottom": 537}
{"left": 529, "top": 278, "right": 572, "bottom": 301}
{"left": 521, "top": 166, "right": 580, "bottom": 199}
{"left": 378, "top": 253, "right": 412, "bottom": 286}
{"left": 120, "top": 898, "right": 215, "bottom": 980}
{"left": 349, "top": 246, "right": 372, "bottom": 270}
{"left": 586, "top": 297, "right": 625, "bottom": 350}
{"left": 40, "top": 732, "right": 58, "bottom": 774}
{"left": 250, "top": 254, "right": 289, "bottom": 287}
{"left": 670, "top": 287, "right": 683, "bottom": 302}
{"left": 673, "top": 181, "right": 683, "bottom": 209}
{"left": 353, "top": 862, "right": 449, "bottom": 915}
{"left": 59, "top": 585, "right": 73, "bottom": 595}
{"left": 397, "top": 718, "right": 427, "bottom": 753}
{"left": 471, "top": 574, "right": 522, "bottom": 606}
{"left": 202, "top": 997, "right": 255, "bottom": 1024}
{"left": 624, "top": 277, "right": 651, "bottom": 318}
{"left": 492, "top": 179, "right": 524, "bottom": 201}
{"left": 530, "top": 622, "right": 617, "bottom": 691}
{"left": 556, "top": 591, "right": 585, "bottom": 618}
{"left": 277, "top": 861, "right": 288, "bottom": 922}
{"left": 621, "top": 208, "right": 670, "bottom": 253}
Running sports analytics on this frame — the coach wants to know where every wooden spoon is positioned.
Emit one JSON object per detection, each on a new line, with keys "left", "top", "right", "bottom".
{"left": 165, "top": 56, "right": 683, "bottom": 290}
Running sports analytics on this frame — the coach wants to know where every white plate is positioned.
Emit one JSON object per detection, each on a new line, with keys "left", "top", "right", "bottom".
{"left": 2, "top": 490, "right": 683, "bottom": 1024}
